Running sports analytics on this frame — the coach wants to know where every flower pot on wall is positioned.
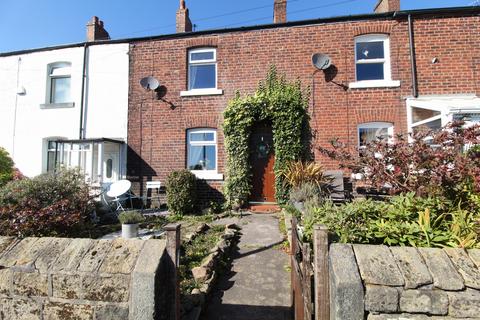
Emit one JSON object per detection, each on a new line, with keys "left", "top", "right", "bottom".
{"left": 122, "top": 223, "right": 139, "bottom": 239}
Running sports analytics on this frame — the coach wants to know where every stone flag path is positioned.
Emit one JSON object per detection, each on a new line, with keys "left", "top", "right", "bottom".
{"left": 201, "top": 213, "right": 292, "bottom": 320}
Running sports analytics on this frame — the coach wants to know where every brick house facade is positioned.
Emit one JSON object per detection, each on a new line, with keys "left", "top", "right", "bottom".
{"left": 126, "top": 1, "right": 480, "bottom": 204}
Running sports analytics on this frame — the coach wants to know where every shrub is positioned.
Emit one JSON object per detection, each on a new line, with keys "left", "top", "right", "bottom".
{"left": 303, "top": 193, "right": 480, "bottom": 248}
{"left": 166, "top": 170, "right": 197, "bottom": 215}
{"left": 320, "top": 121, "right": 480, "bottom": 199}
{"left": 0, "top": 147, "right": 14, "bottom": 187}
{"left": 280, "top": 161, "right": 329, "bottom": 188}
{"left": 0, "top": 168, "right": 93, "bottom": 237}
{"left": 118, "top": 210, "right": 145, "bottom": 224}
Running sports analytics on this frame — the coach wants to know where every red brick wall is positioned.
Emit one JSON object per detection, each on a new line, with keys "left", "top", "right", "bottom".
{"left": 127, "top": 12, "right": 480, "bottom": 203}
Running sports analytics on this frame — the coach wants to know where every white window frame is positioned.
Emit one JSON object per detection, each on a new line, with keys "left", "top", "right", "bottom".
{"left": 43, "top": 62, "right": 74, "bottom": 107}
{"left": 180, "top": 48, "right": 223, "bottom": 97}
{"left": 406, "top": 95, "right": 480, "bottom": 143}
{"left": 187, "top": 128, "right": 223, "bottom": 180}
{"left": 357, "top": 122, "right": 394, "bottom": 149}
{"left": 350, "top": 34, "right": 400, "bottom": 89}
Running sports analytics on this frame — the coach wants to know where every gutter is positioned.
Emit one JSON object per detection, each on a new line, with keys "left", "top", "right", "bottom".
{"left": 79, "top": 43, "right": 89, "bottom": 139}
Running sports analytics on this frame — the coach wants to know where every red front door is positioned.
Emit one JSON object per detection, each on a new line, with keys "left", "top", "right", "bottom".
{"left": 249, "top": 122, "right": 276, "bottom": 203}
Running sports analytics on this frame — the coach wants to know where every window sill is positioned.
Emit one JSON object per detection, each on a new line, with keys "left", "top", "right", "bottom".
{"left": 191, "top": 171, "right": 224, "bottom": 180}
{"left": 349, "top": 80, "right": 400, "bottom": 89}
{"left": 40, "top": 102, "right": 75, "bottom": 109}
{"left": 180, "top": 89, "right": 224, "bottom": 97}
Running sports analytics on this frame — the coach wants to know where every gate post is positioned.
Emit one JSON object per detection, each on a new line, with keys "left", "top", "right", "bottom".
{"left": 313, "top": 225, "right": 329, "bottom": 320}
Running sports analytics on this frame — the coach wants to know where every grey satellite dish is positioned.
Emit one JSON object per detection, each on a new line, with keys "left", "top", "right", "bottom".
{"left": 312, "top": 53, "right": 332, "bottom": 70}
{"left": 140, "top": 76, "right": 160, "bottom": 91}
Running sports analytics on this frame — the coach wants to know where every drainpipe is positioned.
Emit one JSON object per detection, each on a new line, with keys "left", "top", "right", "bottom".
{"left": 79, "top": 43, "right": 89, "bottom": 139}
{"left": 407, "top": 14, "right": 418, "bottom": 98}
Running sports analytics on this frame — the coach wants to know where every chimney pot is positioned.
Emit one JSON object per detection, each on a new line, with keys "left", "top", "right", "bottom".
{"left": 374, "top": 0, "right": 400, "bottom": 13}
{"left": 86, "top": 16, "right": 110, "bottom": 42}
{"left": 176, "top": 0, "right": 192, "bottom": 32}
{"left": 274, "top": 0, "right": 287, "bottom": 24}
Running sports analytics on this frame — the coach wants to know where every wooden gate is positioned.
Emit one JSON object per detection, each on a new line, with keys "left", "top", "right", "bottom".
{"left": 291, "top": 216, "right": 314, "bottom": 320}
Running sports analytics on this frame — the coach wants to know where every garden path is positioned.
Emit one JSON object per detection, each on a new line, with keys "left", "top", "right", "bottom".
{"left": 201, "top": 213, "right": 292, "bottom": 320}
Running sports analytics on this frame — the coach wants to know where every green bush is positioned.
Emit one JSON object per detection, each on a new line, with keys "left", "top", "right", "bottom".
{"left": 303, "top": 192, "right": 480, "bottom": 248}
{"left": 0, "top": 147, "right": 14, "bottom": 187}
{"left": 0, "top": 168, "right": 93, "bottom": 237}
{"left": 166, "top": 170, "right": 197, "bottom": 215}
{"left": 118, "top": 210, "right": 145, "bottom": 224}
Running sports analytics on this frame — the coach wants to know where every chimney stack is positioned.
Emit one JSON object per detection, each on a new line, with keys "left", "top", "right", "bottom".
{"left": 374, "top": 0, "right": 400, "bottom": 13}
{"left": 86, "top": 16, "right": 110, "bottom": 42}
{"left": 176, "top": 0, "right": 193, "bottom": 33}
{"left": 274, "top": 0, "right": 287, "bottom": 24}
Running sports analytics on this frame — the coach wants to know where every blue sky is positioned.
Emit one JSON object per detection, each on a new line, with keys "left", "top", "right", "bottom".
{"left": 0, "top": 0, "right": 475, "bottom": 53}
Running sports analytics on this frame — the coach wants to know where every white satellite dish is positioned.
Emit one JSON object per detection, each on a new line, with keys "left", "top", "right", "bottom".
{"left": 140, "top": 76, "right": 160, "bottom": 91}
{"left": 312, "top": 53, "right": 332, "bottom": 70}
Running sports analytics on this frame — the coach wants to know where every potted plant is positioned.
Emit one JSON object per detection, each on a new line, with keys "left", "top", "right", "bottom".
{"left": 118, "top": 210, "right": 145, "bottom": 239}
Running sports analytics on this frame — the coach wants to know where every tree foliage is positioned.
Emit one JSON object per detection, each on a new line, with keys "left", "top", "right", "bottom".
{"left": 0, "top": 147, "right": 14, "bottom": 187}
{"left": 223, "top": 66, "right": 310, "bottom": 207}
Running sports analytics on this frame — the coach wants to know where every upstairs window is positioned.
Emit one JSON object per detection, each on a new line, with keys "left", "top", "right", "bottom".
{"left": 355, "top": 34, "right": 391, "bottom": 82}
{"left": 187, "top": 129, "right": 217, "bottom": 172}
{"left": 188, "top": 48, "right": 217, "bottom": 90}
{"left": 47, "top": 62, "right": 71, "bottom": 104}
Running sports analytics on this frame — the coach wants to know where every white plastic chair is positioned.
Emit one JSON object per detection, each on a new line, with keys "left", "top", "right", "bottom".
{"left": 145, "top": 181, "right": 162, "bottom": 208}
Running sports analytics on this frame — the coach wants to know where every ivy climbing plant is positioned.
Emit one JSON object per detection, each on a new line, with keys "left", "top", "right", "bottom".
{"left": 223, "top": 66, "right": 310, "bottom": 207}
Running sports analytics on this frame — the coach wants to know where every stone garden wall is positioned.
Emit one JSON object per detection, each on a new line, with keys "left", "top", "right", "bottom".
{"left": 329, "top": 244, "right": 480, "bottom": 319}
{"left": 0, "top": 231, "right": 179, "bottom": 320}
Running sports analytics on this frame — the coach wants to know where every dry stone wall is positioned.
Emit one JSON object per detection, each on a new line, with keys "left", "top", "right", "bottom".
{"left": 0, "top": 236, "right": 172, "bottom": 320}
{"left": 329, "top": 244, "right": 480, "bottom": 319}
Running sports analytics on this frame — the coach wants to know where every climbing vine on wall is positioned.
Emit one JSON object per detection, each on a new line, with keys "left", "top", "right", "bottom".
{"left": 223, "top": 66, "right": 310, "bottom": 207}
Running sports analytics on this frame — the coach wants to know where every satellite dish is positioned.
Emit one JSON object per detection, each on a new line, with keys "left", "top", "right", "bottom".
{"left": 312, "top": 53, "right": 332, "bottom": 70}
{"left": 140, "top": 76, "right": 160, "bottom": 91}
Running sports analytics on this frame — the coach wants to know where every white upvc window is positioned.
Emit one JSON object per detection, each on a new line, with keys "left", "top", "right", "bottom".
{"left": 406, "top": 95, "right": 480, "bottom": 140}
{"left": 181, "top": 48, "right": 223, "bottom": 96}
{"left": 358, "top": 122, "right": 394, "bottom": 149}
{"left": 46, "top": 140, "right": 60, "bottom": 172}
{"left": 187, "top": 128, "right": 223, "bottom": 180}
{"left": 350, "top": 34, "right": 400, "bottom": 89}
{"left": 46, "top": 62, "right": 72, "bottom": 104}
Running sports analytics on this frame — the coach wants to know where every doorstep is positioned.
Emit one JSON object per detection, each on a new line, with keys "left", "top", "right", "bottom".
{"left": 246, "top": 203, "right": 281, "bottom": 214}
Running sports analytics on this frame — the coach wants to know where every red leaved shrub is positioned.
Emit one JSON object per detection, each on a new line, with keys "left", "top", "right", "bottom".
{"left": 0, "top": 168, "right": 93, "bottom": 237}
{"left": 320, "top": 121, "right": 480, "bottom": 199}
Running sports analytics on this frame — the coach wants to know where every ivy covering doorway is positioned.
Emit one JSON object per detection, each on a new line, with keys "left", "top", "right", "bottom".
{"left": 223, "top": 66, "right": 310, "bottom": 208}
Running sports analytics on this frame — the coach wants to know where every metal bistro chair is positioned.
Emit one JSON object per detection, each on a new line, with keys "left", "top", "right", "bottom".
{"left": 144, "top": 181, "right": 162, "bottom": 208}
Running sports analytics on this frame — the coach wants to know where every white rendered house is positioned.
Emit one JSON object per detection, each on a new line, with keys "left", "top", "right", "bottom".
{"left": 0, "top": 17, "right": 129, "bottom": 187}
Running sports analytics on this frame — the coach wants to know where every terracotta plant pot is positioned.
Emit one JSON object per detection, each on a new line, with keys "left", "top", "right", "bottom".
{"left": 122, "top": 223, "right": 139, "bottom": 239}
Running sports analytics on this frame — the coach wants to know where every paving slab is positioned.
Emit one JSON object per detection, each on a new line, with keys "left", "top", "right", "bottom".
{"left": 201, "top": 213, "right": 291, "bottom": 320}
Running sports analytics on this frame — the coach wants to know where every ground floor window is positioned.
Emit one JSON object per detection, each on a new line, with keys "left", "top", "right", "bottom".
{"left": 358, "top": 122, "right": 393, "bottom": 150}
{"left": 187, "top": 128, "right": 217, "bottom": 171}
{"left": 46, "top": 140, "right": 59, "bottom": 172}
